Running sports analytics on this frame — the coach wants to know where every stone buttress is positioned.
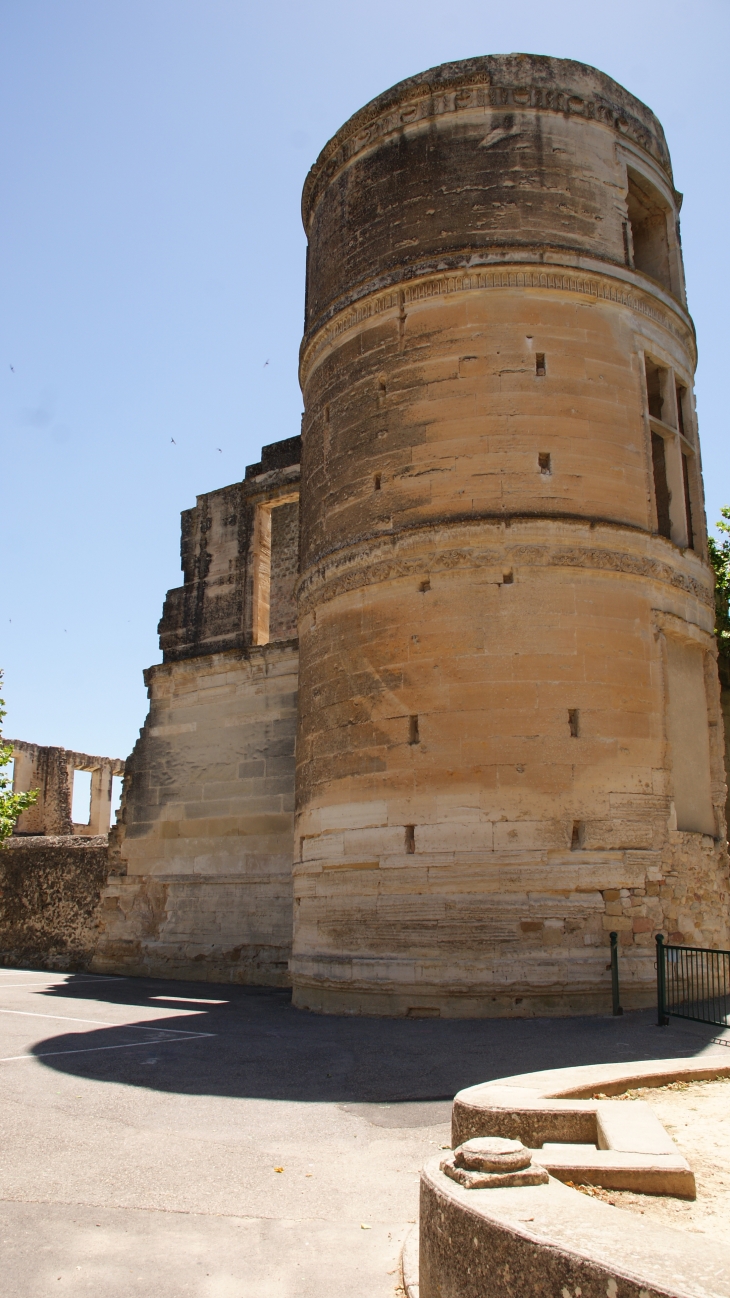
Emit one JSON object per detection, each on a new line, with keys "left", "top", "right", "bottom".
{"left": 92, "top": 439, "right": 301, "bottom": 984}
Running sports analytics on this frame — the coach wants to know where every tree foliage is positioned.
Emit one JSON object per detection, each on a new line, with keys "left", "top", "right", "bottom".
{"left": 708, "top": 507, "right": 730, "bottom": 686}
{"left": 0, "top": 672, "right": 38, "bottom": 845}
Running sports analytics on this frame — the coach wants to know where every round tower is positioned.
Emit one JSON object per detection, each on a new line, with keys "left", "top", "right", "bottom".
{"left": 293, "top": 55, "right": 729, "bottom": 1016}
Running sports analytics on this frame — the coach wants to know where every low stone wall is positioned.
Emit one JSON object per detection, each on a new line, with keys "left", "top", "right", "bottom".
{"left": 0, "top": 836, "right": 110, "bottom": 971}
{"left": 412, "top": 1057, "right": 730, "bottom": 1298}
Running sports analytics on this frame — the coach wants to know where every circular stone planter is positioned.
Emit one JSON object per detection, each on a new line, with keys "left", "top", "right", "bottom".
{"left": 406, "top": 1057, "right": 730, "bottom": 1298}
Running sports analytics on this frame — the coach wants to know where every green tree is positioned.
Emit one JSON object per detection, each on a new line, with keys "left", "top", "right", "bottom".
{"left": 0, "top": 672, "right": 38, "bottom": 844}
{"left": 708, "top": 507, "right": 730, "bottom": 687}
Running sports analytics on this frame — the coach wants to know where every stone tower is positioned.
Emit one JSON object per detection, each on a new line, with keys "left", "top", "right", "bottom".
{"left": 292, "top": 55, "right": 728, "bottom": 1015}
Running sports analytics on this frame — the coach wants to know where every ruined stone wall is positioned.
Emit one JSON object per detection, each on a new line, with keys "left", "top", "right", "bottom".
{"left": 10, "top": 741, "right": 124, "bottom": 837}
{"left": 92, "top": 441, "right": 301, "bottom": 985}
{"left": 0, "top": 836, "right": 110, "bottom": 970}
{"left": 292, "top": 54, "right": 729, "bottom": 1016}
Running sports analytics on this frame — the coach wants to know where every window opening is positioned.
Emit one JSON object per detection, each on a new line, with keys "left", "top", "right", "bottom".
{"left": 676, "top": 385, "right": 687, "bottom": 439}
{"left": 682, "top": 454, "right": 694, "bottom": 550}
{"left": 538, "top": 452, "right": 551, "bottom": 475}
{"left": 535, "top": 353, "right": 546, "bottom": 376}
{"left": 374, "top": 473, "right": 381, "bottom": 491}
{"left": 252, "top": 493, "right": 300, "bottom": 646}
{"left": 72, "top": 770, "right": 92, "bottom": 825}
{"left": 502, "top": 571, "right": 514, "bottom": 585}
{"left": 651, "top": 433, "right": 672, "bottom": 539}
{"left": 568, "top": 709, "right": 580, "bottom": 738}
{"left": 405, "top": 824, "right": 415, "bottom": 853}
{"left": 627, "top": 170, "right": 671, "bottom": 292}
{"left": 644, "top": 357, "right": 666, "bottom": 422}
{"left": 110, "top": 775, "right": 123, "bottom": 825}
{"left": 408, "top": 715, "right": 420, "bottom": 745}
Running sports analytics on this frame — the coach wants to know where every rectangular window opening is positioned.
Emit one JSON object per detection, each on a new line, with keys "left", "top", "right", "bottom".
{"left": 502, "top": 571, "right": 514, "bottom": 585}
{"left": 644, "top": 357, "right": 666, "bottom": 422}
{"left": 568, "top": 709, "right": 580, "bottom": 738}
{"left": 72, "top": 769, "right": 92, "bottom": 826}
{"left": 570, "top": 821, "right": 584, "bottom": 851}
{"left": 405, "top": 824, "right": 415, "bottom": 854}
{"left": 110, "top": 775, "right": 124, "bottom": 825}
{"left": 253, "top": 494, "right": 300, "bottom": 646}
{"left": 538, "top": 452, "right": 551, "bottom": 475}
{"left": 408, "top": 715, "right": 420, "bottom": 745}
{"left": 535, "top": 353, "right": 546, "bottom": 376}
{"left": 374, "top": 473, "right": 382, "bottom": 491}
{"left": 682, "top": 453, "right": 695, "bottom": 550}
{"left": 627, "top": 170, "right": 672, "bottom": 292}
{"left": 651, "top": 432, "right": 672, "bottom": 539}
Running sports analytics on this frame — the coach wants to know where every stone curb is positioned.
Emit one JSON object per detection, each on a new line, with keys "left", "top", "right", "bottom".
{"left": 400, "top": 1223, "right": 419, "bottom": 1298}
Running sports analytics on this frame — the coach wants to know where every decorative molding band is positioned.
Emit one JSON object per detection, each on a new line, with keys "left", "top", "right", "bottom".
{"left": 297, "top": 518, "right": 714, "bottom": 615}
{"left": 299, "top": 265, "right": 694, "bottom": 385}
{"left": 303, "top": 80, "right": 669, "bottom": 226}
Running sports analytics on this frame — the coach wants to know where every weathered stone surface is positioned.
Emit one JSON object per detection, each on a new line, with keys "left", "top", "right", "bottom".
{"left": 414, "top": 1057, "right": 730, "bottom": 1298}
{"left": 441, "top": 1136, "right": 547, "bottom": 1189}
{"left": 10, "top": 741, "right": 124, "bottom": 837}
{"left": 91, "top": 644, "right": 298, "bottom": 985}
{"left": 419, "top": 1163, "right": 730, "bottom": 1298}
{"left": 91, "top": 440, "right": 302, "bottom": 985}
{"left": 0, "top": 836, "right": 110, "bottom": 970}
{"left": 291, "top": 54, "right": 729, "bottom": 1016}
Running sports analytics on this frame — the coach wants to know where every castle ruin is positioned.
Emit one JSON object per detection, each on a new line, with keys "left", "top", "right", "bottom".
{"left": 12, "top": 55, "right": 728, "bottom": 1016}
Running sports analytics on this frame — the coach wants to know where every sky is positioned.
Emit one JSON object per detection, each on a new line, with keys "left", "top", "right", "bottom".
{"left": 1, "top": 0, "right": 728, "bottom": 761}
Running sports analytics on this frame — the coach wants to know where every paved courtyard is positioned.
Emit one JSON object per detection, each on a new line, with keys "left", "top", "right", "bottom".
{"left": 1, "top": 968, "right": 728, "bottom": 1297}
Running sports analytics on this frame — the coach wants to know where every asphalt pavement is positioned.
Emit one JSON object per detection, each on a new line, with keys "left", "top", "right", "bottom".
{"left": 0, "top": 967, "right": 727, "bottom": 1297}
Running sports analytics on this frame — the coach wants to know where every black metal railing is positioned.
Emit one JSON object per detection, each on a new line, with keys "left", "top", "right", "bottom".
{"left": 609, "top": 931, "right": 623, "bottom": 1016}
{"left": 656, "top": 934, "right": 730, "bottom": 1027}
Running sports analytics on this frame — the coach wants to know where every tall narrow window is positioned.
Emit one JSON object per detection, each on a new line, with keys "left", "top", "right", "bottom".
{"left": 682, "top": 454, "right": 694, "bottom": 550}
{"left": 645, "top": 358, "right": 665, "bottom": 421}
{"left": 651, "top": 433, "right": 672, "bottom": 539}
{"left": 676, "top": 384, "right": 687, "bottom": 439}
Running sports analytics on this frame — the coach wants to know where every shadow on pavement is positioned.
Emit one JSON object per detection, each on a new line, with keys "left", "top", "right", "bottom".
{"left": 27, "top": 972, "right": 724, "bottom": 1105}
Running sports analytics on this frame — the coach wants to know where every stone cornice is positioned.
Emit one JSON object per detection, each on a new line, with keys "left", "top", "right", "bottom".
{"left": 296, "top": 516, "right": 714, "bottom": 615}
{"left": 299, "top": 262, "right": 695, "bottom": 387}
{"left": 302, "top": 57, "right": 670, "bottom": 230}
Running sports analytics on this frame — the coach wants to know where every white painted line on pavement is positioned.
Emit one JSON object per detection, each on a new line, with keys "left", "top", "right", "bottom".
{"left": 0, "top": 1033, "right": 216, "bottom": 1063}
{"left": 0, "top": 1008, "right": 200, "bottom": 1027}
{"left": 0, "top": 972, "right": 127, "bottom": 982}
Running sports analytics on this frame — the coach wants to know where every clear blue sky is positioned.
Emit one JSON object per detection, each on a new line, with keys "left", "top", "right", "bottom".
{"left": 1, "top": 0, "right": 728, "bottom": 760}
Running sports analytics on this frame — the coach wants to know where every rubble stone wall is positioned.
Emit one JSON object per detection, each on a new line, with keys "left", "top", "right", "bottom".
{"left": 0, "top": 836, "right": 110, "bottom": 970}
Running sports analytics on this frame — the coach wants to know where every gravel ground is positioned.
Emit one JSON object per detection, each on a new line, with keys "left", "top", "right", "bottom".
{"left": 572, "top": 1075, "right": 730, "bottom": 1242}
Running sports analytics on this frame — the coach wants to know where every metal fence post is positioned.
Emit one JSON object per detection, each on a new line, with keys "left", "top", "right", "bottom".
{"left": 609, "top": 932, "right": 623, "bottom": 1016}
{"left": 656, "top": 933, "right": 668, "bottom": 1026}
